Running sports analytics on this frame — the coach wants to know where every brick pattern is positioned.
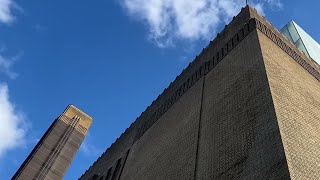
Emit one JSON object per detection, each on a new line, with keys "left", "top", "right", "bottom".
{"left": 34, "top": 116, "right": 80, "bottom": 179}
{"left": 80, "top": 6, "right": 320, "bottom": 180}
{"left": 13, "top": 116, "right": 86, "bottom": 180}
{"left": 196, "top": 29, "right": 290, "bottom": 180}
{"left": 259, "top": 29, "right": 320, "bottom": 180}
{"left": 255, "top": 19, "right": 320, "bottom": 81}
{"left": 133, "top": 18, "right": 258, "bottom": 143}
{"left": 120, "top": 78, "right": 204, "bottom": 180}
{"left": 80, "top": 8, "right": 259, "bottom": 179}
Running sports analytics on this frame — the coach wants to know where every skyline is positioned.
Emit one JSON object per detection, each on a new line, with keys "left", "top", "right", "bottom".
{"left": 1, "top": 0, "right": 320, "bottom": 179}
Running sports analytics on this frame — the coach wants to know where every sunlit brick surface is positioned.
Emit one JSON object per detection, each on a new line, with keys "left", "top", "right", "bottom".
{"left": 260, "top": 30, "right": 320, "bottom": 180}
{"left": 13, "top": 105, "right": 92, "bottom": 180}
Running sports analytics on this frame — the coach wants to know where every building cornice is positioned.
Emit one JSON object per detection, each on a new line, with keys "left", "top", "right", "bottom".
{"left": 80, "top": 7, "right": 320, "bottom": 178}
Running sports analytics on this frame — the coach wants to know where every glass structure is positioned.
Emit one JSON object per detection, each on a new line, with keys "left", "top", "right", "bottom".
{"left": 281, "top": 20, "right": 320, "bottom": 65}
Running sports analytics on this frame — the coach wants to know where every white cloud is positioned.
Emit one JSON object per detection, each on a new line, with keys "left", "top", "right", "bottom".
{"left": 121, "top": 0, "right": 282, "bottom": 47}
{"left": 0, "top": 52, "right": 19, "bottom": 79}
{"left": 79, "top": 135, "right": 102, "bottom": 157}
{"left": 0, "top": 83, "right": 27, "bottom": 158}
{"left": 0, "top": 0, "right": 16, "bottom": 24}
{"left": 264, "top": 0, "right": 282, "bottom": 8}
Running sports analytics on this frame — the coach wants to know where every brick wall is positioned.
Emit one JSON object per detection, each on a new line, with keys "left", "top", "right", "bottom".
{"left": 120, "top": 78, "right": 203, "bottom": 179}
{"left": 196, "top": 29, "right": 290, "bottom": 179}
{"left": 260, "top": 29, "right": 320, "bottom": 180}
{"left": 80, "top": 5, "right": 320, "bottom": 180}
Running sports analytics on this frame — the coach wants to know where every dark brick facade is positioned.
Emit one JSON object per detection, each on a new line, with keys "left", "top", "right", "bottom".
{"left": 80, "top": 5, "right": 320, "bottom": 180}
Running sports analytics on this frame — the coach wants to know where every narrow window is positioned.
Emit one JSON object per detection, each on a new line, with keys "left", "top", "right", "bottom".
{"left": 105, "top": 167, "right": 112, "bottom": 180}
{"left": 226, "top": 43, "right": 229, "bottom": 52}
{"left": 111, "top": 158, "right": 122, "bottom": 180}
{"left": 91, "top": 174, "right": 99, "bottom": 180}
{"left": 216, "top": 52, "right": 220, "bottom": 62}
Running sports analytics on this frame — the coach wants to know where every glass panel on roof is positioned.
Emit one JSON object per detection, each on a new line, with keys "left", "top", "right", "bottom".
{"left": 281, "top": 20, "right": 320, "bottom": 65}
{"left": 281, "top": 26, "right": 294, "bottom": 43}
{"left": 293, "top": 21, "right": 320, "bottom": 64}
{"left": 295, "top": 39, "right": 310, "bottom": 57}
{"left": 287, "top": 21, "right": 300, "bottom": 43}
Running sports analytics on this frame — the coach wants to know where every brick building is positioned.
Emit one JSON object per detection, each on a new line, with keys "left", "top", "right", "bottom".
{"left": 80, "top": 6, "right": 320, "bottom": 180}
{"left": 12, "top": 105, "right": 93, "bottom": 180}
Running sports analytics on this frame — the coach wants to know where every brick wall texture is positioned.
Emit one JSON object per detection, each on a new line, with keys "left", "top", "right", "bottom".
{"left": 260, "top": 30, "right": 320, "bottom": 179}
{"left": 80, "top": 6, "right": 320, "bottom": 180}
{"left": 13, "top": 117, "right": 88, "bottom": 180}
{"left": 13, "top": 105, "right": 92, "bottom": 180}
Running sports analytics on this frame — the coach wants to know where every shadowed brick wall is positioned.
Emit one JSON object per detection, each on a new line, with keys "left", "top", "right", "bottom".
{"left": 80, "top": 5, "right": 320, "bottom": 180}
{"left": 196, "top": 29, "right": 289, "bottom": 179}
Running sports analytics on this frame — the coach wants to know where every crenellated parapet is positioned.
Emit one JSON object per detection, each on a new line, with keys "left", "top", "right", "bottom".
{"left": 80, "top": 5, "right": 320, "bottom": 180}
{"left": 254, "top": 19, "right": 320, "bottom": 80}
{"left": 134, "top": 18, "right": 259, "bottom": 143}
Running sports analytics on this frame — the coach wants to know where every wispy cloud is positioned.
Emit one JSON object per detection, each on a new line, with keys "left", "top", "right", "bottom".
{"left": 0, "top": 0, "right": 18, "bottom": 24}
{"left": 79, "top": 135, "right": 102, "bottom": 157}
{"left": 0, "top": 83, "right": 28, "bottom": 158}
{"left": 0, "top": 0, "right": 27, "bottom": 161}
{"left": 32, "top": 24, "right": 46, "bottom": 32}
{"left": 0, "top": 50, "right": 21, "bottom": 79}
{"left": 264, "top": 0, "right": 282, "bottom": 8}
{"left": 120, "top": 0, "right": 282, "bottom": 47}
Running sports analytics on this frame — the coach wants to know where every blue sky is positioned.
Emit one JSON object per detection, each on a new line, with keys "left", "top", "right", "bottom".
{"left": 0, "top": 0, "right": 319, "bottom": 179}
